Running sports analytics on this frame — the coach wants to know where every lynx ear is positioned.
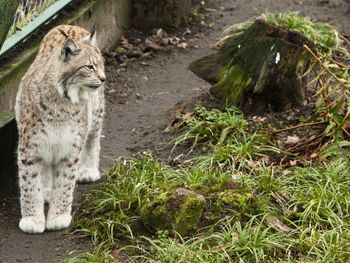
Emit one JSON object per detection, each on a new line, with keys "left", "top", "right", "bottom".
{"left": 82, "top": 24, "right": 97, "bottom": 46}
{"left": 61, "top": 38, "right": 80, "bottom": 61}
{"left": 90, "top": 29, "right": 97, "bottom": 46}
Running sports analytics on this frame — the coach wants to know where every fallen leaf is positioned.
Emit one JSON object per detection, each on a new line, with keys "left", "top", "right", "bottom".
{"left": 266, "top": 216, "right": 292, "bottom": 233}
{"left": 164, "top": 112, "right": 194, "bottom": 133}
{"left": 310, "top": 153, "right": 318, "bottom": 159}
{"left": 282, "top": 170, "right": 292, "bottom": 176}
{"left": 177, "top": 42, "right": 188, "bottom": 49}
{"left": 169, "top": 36, "right": 181, "bottom": 45}
{"left": 145, "top": 38, "right": 162, "bottom": 51}
{"left": 289, "top": 160, "right": 298, "bottom": 166}
{"left": 156, "top": 28, "right": 167, "bottom": 39}
{"left": 285, "top": 135, "right": 300, "bottom": 145}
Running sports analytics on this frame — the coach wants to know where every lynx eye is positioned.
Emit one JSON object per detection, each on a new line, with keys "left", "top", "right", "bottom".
{"left": 85, "top": 64, "right": 95, "bottom": 70}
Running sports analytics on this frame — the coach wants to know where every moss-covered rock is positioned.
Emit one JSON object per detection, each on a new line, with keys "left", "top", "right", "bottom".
{"left": 141, "top": 188, "right": 206, "bottom": 236}
{"left": 217, "top": 189, "right": 254, "bottom": 210}
{"left": 206, "top": 188, "right": 259, "bottom": 221}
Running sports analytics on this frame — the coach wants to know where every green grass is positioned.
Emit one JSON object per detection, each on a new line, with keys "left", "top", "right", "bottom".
{"left": 65, "top": 107, "right": 350, "bottom": 263}
{"left": 126, "top": 215, "right": 291, "bottom": 263}
{"left": 223, "top": 12, "right": 344, "bottom": 53}
{"left": 174, "top": 106, "right": 248, "bottom": 149}
{"left": 266, "top": 12, "right": 339, "bottom": 52}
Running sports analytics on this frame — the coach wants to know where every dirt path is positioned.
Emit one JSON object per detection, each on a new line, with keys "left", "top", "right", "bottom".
{"left": 1, "top": 0, "right": 349, "bottom": 262}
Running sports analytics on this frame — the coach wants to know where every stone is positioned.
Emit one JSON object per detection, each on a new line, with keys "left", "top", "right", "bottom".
{"left": 141, "top": 188, "right": 206, "bottom": 236}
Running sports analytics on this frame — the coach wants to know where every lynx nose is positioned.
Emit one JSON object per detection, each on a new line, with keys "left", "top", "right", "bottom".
{"left": 98, "top": 72, "right": 106, "bottom": 82}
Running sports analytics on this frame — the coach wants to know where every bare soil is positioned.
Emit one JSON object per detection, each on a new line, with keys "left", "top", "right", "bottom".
{"left": 1, "top": 0, "right": 349, "bottom": 262}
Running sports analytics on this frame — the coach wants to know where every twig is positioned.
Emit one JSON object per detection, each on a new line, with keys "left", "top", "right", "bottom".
{"left": 286, "top": 134, "right": 324, "bottom": 153}
{"left": 272, "top": 121, "right": 328, "bottom": 134}
{"left": 304, "top": 44, "right": 350, "bottom": 89}
{"left": 332, "top": 118, "right": 350, "bottom": 138}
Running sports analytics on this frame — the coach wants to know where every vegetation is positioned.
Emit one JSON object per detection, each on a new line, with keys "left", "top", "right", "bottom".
{"left": 219, "top": 12, "right": 350, "bottom": 139}
{"left": 65, "top": 13, "right": 350, "bottom": 263}
{"left": 65, "top": 105, "right": 350, "bottom": 263}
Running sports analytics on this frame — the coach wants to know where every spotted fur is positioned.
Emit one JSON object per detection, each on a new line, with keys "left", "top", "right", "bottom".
{"left": 15, "top": 25, "right": 105, "bottom": 234}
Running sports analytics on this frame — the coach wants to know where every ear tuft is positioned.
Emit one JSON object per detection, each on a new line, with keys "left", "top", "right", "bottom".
{"left": 61, "top": 38, "right": 80, "bottom": 61}
{"left": 82, "top": 24, "right": 98, "bottom": 47}
{"left": 58, "top": 28, "right": 69, "bottom": 39}
{"left": 90, "top": 23, "right": 96, "bottom": 41}
{"left": 90, "top": 30, "right": 97, "bottom": 46}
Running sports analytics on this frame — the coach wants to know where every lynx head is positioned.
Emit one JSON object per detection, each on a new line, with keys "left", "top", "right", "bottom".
{"left": 57, "top": 28, "right": 106, "bottom": 104}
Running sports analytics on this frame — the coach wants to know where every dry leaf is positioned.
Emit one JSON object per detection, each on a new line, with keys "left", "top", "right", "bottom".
{"left": 266, "top": 216, "right": 292, "bottom": 234}
{"left": 289, "top": 160, "right": 298, "bottom": 166}
{"left": 164, "top": 112, "right": 194, "bottom": 133}
{"left": 285, "top": 135, "right": 300, "bottom": 145}
{"left": 310, "top": 153, "right": 318, "bottom": 159}
{"left": 177, "top": 42, "right": 188, "bottom": 49}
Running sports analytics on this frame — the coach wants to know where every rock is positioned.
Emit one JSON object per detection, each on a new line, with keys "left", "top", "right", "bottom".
{"left": 216, "top": 189, "right": 255, "bottom": 211}
{"left": 126, "top": 47, "right": 143, "bottom": 58}
{"left": 141, "top": 188, "right": 206, "bottom": 236}
{"left": 140, "top": 52, "right": 154, "bottom": 60}
{"left": 144, "top": 38, "right": 162, "bottom": 52}
{"left": 156, "top": 28, "right": 167, "bottom": 39}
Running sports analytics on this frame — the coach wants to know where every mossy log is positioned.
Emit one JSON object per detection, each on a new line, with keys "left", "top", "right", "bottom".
{"left": 190, "top": 20, "right": 314, "bottom": 114}
{"left": 0, "top": 0, "right": 20, "bottom": 51}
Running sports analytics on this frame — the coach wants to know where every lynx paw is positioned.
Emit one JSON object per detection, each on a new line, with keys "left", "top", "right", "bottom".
{"left": 78, "top": 168, "right": 101, "bottom": 183}
{"left": 19, "top": 216, "right": 45, "bottom": 234}
{"left": 46, "top": 214, "right": 72, "bottom": 231}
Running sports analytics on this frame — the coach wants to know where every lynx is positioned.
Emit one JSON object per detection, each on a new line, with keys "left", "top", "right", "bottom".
{"left": 15, "top": 25, "right": 105, "bottom": 234}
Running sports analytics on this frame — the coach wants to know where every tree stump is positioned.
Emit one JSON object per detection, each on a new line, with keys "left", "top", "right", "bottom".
{"left": 190, "top": 20, "right": 314, "bottom": 114}
{"left": 131, "top": 0, "right": 192, "bottom": 29}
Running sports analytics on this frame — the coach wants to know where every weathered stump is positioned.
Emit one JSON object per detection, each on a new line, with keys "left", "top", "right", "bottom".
{"left": 190, "top": 20, "right": 314, "bottom": 114}
{"left": 131, "top": 0, "right": 192, "bottom": 29}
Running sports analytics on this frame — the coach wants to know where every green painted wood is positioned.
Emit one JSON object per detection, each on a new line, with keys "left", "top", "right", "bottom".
{"left": 0, "top": 0, "right": 20, "bottom": 51}
{"left": 0, "top": 0, "right": 73, "bottom": 56}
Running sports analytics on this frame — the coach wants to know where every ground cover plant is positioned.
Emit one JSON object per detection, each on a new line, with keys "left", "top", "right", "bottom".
{"left": 65, "top": 105, "right": 350, "bottom": 262}
{"left": 65, "top": 13, "right": 350, "bottom": 263}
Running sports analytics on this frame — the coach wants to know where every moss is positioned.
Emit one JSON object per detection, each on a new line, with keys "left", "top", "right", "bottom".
{"left": 173, "top": 195, "right": 206, "bottom": 235}
{"left": 207, "top": 188, "right": 259, "bottom": 221}
{"left": 141, "top": 192, "right": 171, "bottom": 230}
{"left": 141, "top": 188, "right": 206, "bottom": 236}
{"left": 200, "top": 173, "right": 233, "bottom": 194}
{"left": 218, "top": 189, "right": 253, "bottom": 209}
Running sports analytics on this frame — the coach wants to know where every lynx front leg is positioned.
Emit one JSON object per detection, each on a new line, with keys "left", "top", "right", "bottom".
{"left": 78, "top": 129, "right": 102, "bottom": 183}
{"left": 18, "top": 156, "right": 45, "bottom": 234}
{"left": 46, "top": 158, "right": 79, "bottom": 231}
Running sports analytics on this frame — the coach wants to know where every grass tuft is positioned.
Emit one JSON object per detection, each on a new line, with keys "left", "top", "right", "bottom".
{"left": 66, "top": 92, "right": 350, "bottom": 263}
